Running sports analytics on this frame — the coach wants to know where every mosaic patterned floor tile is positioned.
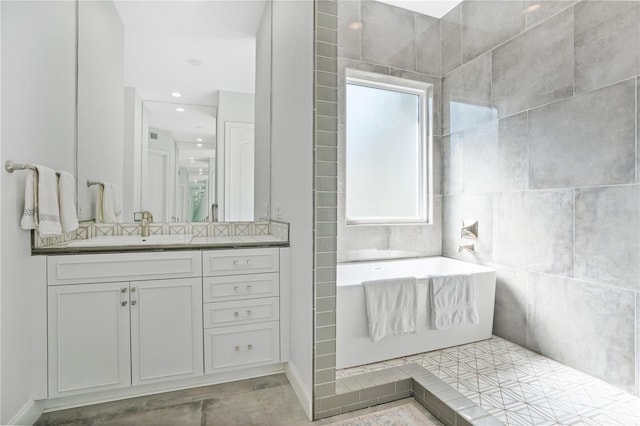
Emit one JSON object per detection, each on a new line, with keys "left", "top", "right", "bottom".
{"left": 338, "top": 336, "right": 640, "bottom": 426}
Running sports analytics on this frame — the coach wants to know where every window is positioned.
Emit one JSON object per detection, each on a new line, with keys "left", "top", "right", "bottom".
{"left": 345, "top": 71, "right": 431, "bottom": 225}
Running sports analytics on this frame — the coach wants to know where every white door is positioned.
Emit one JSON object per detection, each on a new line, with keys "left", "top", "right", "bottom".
{"left": 130, "top": 278, "right": 203, "bottom": 385}
{"left": 225, "top": 122, "right": 254, "bottom": 221}
{"left": 48, "top": 282, "right": 131, "bottom": 398}
{"left": 147, "top": 149, "right": 168, "bottom": 222}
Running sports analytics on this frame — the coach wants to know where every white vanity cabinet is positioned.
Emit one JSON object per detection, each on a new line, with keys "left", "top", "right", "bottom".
{"left": 43, "top": 247, "right": 289, "bottom": 404}
{"left": 202, "top": 248, "right": 282, "bottom": 373}
{"left": 47, "top": 252, "right": 203, "bottom": 398}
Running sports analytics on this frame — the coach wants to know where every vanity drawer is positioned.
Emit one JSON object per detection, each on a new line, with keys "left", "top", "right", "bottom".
{"left": 203, "top": 273, "right": 279, "bottom": 302}
{"left": 203, "top": 248, "right": 279, "bottom": 276}
{"left": 48, "top": 252, "right": 201, "bottom": 285}
{"left": 204, "top": 298, "right": 279, "bottom": 328}
{"left": 204, "top": 322, "right": 280, "bottom": 373}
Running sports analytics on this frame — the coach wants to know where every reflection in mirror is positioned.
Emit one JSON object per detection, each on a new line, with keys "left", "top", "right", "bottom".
{"left": 76, "top": 0, "right": 271, "bottom": 223}
{"left": 142, "top": 102, "right": 216, "bottom": 223}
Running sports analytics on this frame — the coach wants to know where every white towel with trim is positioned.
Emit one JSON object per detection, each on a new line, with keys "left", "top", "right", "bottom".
{"left": 363, "top": 277, "right": 418, "bottom": 342}
{"left": 21, "top": 170, "right": 37, "bottom": 230}
{"left": 429, "top": 274, "right": 479, "bottom": 330}
{"left": 21, "top": 165, "right": 62, "bottom": 236}
{"left": 56, "top": 170, "right": 79, "bottom": 233}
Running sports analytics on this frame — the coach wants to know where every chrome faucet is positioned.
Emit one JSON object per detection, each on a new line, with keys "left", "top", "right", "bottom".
{"left": 134, "top": 211, "right": 153, "bottom": 237}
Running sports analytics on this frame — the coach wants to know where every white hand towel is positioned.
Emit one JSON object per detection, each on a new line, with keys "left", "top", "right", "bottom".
{"left": 20, "top": 170, "right": 37, "bottom": 230}
{"left": 429, "top": 274, "right": 479, "bottom": 330}
{"left": 56, "top": 170, "right": 79, "bottom": 233}
{"left": 34, "top": 165, "right": 62, "bottom": 236}
{"left": 101, "top": 183, "right": 121, "bottom": 223}
{"left": 363, "top": 277, "right": 418, "bottom": 342}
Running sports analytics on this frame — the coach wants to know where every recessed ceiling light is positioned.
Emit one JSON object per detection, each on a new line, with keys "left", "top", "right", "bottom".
{"left": 197, "top": 143, "right": 203, "bottom": 147}
{"left": 176, "top": 107, "right": 185, "bottom": 112}
{"left": 524, "top": 4, "right": 541, "bottom": 13}
{"left": 196, "top": 138, "right": 203, "bottom": 142}
{"left": 348, "top": 21, "right": 363, "bottom": 30}
{"left": 171, "top": 92, "right": 182, "bottom": 98}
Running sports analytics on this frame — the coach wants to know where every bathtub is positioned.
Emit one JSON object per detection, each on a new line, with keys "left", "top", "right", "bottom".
{"left": 336, "top": 256, "right": 496, "bottom": 369}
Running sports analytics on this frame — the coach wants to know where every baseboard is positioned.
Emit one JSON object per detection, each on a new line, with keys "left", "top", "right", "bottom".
{"left": 285, "top": 361, "right": 312, "bottom": 421}
{"left": 8, "top": 399, "right": 45, "bottom": 426}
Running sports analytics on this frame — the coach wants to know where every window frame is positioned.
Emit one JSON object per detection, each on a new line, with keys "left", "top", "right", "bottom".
{"left": 344, "top": 70, "right": 432, "bottom": 226}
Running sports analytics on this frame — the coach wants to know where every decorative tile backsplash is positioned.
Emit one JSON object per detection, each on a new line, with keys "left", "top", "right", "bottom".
{"left": 33, "top": 220, "right": 289, "bottom": 249}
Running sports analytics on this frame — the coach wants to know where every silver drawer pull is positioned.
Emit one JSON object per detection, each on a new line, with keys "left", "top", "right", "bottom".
{"left": 121, "top": 288, "right": 127, "bottom": 293}
{"left": 235, "top": 346, "right": 240, "bottom": 352}
{"left": 234, "top": 311, "right": 239, "bottom": 317}
{"left": 247, "top": 310, "right": 252, "bottom": 317}
{"left": 234, "top": 286, "right": 240, "bottom": 292}
{"left": 121, "top": 301, "right": 127, "bottom": 307}
{"left": 246, "top": 260, "right": 252, "bottom": 265}
{"left": 248, "top": 344, "right": 253, "bottom": 351}
{"left": 247, "top": 285, "right": 253, "bottom": 292}
{"left": 234, "top": 260, "right": 240, "bottom": 266}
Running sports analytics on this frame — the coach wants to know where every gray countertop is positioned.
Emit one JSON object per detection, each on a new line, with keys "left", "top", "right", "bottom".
{"left": 33, "top": 235, "right": 290, "bottom": 255}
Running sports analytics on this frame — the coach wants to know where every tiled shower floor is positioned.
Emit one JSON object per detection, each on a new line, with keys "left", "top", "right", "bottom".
{"left": 336, "top": 336, "right": 640, "bottom": 425}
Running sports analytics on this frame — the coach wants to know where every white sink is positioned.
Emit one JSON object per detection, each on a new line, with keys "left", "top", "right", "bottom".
{"left": 68, "top": 234, "right": 194, "bottom": 247}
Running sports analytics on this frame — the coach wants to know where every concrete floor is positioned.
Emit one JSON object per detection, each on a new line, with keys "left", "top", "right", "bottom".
{"left": 35, "top": 374, "right": 309, "bottom": 426}
{"left": 35, "top": 374, "right": 440, "bottom": 425}
{"left": 35, "top": 374, "right": 442, "bottom": 425}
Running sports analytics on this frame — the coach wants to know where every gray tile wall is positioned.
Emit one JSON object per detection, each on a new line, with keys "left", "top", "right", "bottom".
{"left": 336, "top": 0, "right": 443, "bottom": 263}
{"left": 314, "top": 0, "right": 340, "bottom": 416}
{"left": 441, "top": 0, "right": 640, "bottom": 394}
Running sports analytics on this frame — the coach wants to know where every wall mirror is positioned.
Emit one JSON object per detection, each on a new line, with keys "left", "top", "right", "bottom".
{"left": 76, "top": 0, "right": 272, "bottom": 223}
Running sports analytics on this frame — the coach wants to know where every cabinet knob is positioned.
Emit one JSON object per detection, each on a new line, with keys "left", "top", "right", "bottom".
{"left": 235, "top": 346, "right": 240, "bottom": 352}
{"left": 247, "top": 310, "right": 252, "bottom": 317}
{"left": 233, "top": 260, "right": 240, "bottom": 266}
{"left": 121, "top": 288, "right": 127, "bottom": 293}
{"left": 131, "top": 300, "right": 137, "bottom": 306}
{"left": 246, "top": 260, "right": 252, "bottom": 265}
{"left": 131, "top": 287, "right": 136, "bottom": 293}
{"left": 121, "top": 301, "right": 128, "bottom": 307}
{"left": 234, "top": 286, "right": 239, "bottom": 292}
{"left": 248, "top": 344, "right": 253, "bottom": 351}
{"left": 234, "top": 311, "right": 239, "bottom": 317}
{"left": 247, "top": 285, "right": 253, "bottom": 292}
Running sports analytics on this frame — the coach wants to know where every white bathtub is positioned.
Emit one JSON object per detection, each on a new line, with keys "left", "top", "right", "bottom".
{"left": 336, "top": 256, "right": 496, "bottom": 369}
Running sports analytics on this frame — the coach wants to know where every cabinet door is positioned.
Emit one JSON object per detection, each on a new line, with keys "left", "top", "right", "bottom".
{"left": 130, "top": 278, "right": 203, "bottom": 385}
{"left": 48, "top": 282, "right": 131, "bottom": 398}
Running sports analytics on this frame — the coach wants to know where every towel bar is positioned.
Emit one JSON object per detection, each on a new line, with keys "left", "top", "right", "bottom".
{"left": 5, "top": 160, "right": 37, "bottom": 173}
{"left": 4, "top": 160, "right": 63, "bottom": 176}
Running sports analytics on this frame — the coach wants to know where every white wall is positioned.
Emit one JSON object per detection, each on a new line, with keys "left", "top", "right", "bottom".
{"left": 1, "top": 1, "right": 76, "bottom": 422}
{"left": 215, "top": 91, "right": 255, "bottom": 221}
{"left": 271, "top": 0, "right": 314, "bottom": 417}
{"left": 76, "top": 0, "right": 124, "bottom": 221}
{"left": 254, "top": 2, "right": 271, "bottom": 221}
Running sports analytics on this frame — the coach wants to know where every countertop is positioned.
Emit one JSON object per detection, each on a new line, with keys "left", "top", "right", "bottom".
{"left": 32, "top": 235, "right": 289, "bottom": 255}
